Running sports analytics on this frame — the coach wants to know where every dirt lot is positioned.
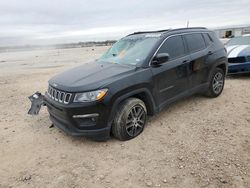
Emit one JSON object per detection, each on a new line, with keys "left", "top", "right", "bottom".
{"left": 0, "top": 47, "right": 249, "bottom": 188}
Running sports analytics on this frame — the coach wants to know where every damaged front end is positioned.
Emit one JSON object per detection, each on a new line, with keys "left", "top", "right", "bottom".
{"left": 28, "top": 92, "right": 46, "bottom": 115}
{"left": 27, "top": 90, "right": 111, "bottom": 141}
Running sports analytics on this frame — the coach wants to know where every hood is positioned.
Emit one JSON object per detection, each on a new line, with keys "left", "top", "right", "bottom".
{"left": 226, "top": 45, "right": 250, "bottom": 58}
{"left": 49, "top": 61, "right": 136, "bottom": 92}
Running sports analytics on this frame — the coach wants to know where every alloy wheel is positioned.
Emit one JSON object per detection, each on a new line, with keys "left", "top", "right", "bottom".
{"left": 212, "top": 72, "right": 224, "bottom": 94}
{"left": 125, "top": 105, "right": 146, "bottom": 137}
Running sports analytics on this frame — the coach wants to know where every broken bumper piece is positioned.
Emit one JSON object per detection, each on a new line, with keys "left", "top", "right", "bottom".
{"left": 28, "top": 92, "right": 45, "bottom": 115}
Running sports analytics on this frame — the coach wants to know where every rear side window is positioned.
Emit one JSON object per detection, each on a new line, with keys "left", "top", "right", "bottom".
{"left": 158, "top": 36, "right": 185, "bottom": 60}
{"left": 185, "top": 33, "right": 206, "bottom": 52}
{"left": 202, "top": 33, "right": 213, "bottom": 46}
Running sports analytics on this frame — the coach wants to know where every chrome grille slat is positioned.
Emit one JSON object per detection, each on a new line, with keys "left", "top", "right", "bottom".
{"left": 49, "top": 87, "right": 52, "bottom": 97}
{"left": 51, "top": 88, "right": 55, "bottom": 99}
{"left": 58, "top": 92, "right": 62, "bottom": 102}
{"left": 55, "top": 91, "right": 59, "bottom": 101}
{"left": 48, "top": 86, "right": 51, "bottom": 97}
{"left": 59, "top": 92, "right": 65, "bottom": 103}
{"left": 64, "top": 93, "right": 72, "bottom": 104}
{"left": 47, "top": 85, "right": 72, "bottom": 104}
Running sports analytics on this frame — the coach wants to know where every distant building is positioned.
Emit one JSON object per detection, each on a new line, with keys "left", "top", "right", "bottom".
{"left": 214, "top": 25, "right": 250, "bottom": 38}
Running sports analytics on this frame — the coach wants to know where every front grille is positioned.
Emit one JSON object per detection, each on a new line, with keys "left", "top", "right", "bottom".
{"left": 47, "top": 85, "right": 72, "bottom": 104}
{"left": 228, "top": 56, "right": 246, "bottom": 64}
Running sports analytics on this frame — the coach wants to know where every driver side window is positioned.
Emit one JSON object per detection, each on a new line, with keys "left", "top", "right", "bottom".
{"left": 158, "top": 36, "right": 185, "bottom": 61}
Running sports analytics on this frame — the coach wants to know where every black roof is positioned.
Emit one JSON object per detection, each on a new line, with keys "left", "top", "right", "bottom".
{"left": 127, "top": 27, "right": 208, "bottom": 36}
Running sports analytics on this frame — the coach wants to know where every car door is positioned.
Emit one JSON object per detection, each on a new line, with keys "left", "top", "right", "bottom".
{"left": 184, "top": 33, "right": 210, "bottom": 88}
{"left": 151, "top": 35, "right": 191, "bottom": 107}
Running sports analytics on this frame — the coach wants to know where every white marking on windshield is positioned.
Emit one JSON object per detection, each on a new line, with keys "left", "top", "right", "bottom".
{"left": 145, "top": 34, "right": 162, "bottom": 38}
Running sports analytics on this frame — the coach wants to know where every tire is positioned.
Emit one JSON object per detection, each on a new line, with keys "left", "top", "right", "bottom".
{"left": 112, "top": 98, "right": 147, "bottom": 141}
{"left": 205, "top": 67, "right": 225, "bottom": 98}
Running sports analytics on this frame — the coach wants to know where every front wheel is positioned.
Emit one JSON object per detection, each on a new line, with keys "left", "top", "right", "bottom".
{"left": 112, "top": 98, "right": 147, "bottom": 141}
{"left": 205, "top": 68, "right": 225, "bottom": 98}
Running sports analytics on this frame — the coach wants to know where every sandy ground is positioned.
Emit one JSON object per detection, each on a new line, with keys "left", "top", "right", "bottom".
{"left": 0, "top": 46, "right": 249, "bottom": 188}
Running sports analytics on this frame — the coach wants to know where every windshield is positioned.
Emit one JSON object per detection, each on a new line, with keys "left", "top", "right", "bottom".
{"left": 98, "top": 34, "right": 161, "bottom": 65}
{"left": 226, "top": 36, "right": 250, "bottom": 46}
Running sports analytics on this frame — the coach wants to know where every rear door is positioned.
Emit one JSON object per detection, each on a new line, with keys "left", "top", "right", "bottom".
{"left": 151, "top": 35, "right": 191, "bottom": 107}
{"left": 184, "top": 33, "right": 210, "bottom": 88}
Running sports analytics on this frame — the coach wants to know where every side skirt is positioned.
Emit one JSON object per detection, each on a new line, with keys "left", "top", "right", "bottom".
{"left": 157, "top": 83, "right": 209, "bottom": 112}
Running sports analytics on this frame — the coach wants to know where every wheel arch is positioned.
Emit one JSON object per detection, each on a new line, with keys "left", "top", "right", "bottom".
{"left": 108, "top": 88, "right": 157, "bottom": 125}
{"left": 216, "top": 63, "right": 227, "bottom": 75}
{"left": 208, "top": 57, "right": 228, "bottom": 81}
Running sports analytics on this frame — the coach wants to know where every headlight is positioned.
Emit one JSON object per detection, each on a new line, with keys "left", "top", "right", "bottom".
{"left": 74, "top": 89, "right": 108, "bottom": 102}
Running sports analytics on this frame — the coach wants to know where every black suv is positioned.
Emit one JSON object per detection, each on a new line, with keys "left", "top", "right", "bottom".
{"left": 29, "top": 27, "right": 228, "bottom": 141}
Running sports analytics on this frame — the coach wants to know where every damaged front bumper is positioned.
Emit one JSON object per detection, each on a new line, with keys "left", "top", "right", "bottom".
{"left": 28, "top": 92, "right": 111, "bottom": 140}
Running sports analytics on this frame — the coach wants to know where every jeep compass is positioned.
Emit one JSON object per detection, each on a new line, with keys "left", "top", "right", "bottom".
{"left": 28, "top": 27, "right": 228, "bottom": 141}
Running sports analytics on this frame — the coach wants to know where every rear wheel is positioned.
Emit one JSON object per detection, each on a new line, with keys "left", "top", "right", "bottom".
{"left": 112, "top": 98, "right": 147, "bottom": 141}
{"left": 205, "top": 68, "right": 225, "bottom": 98}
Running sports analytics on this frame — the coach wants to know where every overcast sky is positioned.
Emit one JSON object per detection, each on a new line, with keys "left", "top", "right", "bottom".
{"left": 0, "top": 0, "right": 250, "bottom": 46}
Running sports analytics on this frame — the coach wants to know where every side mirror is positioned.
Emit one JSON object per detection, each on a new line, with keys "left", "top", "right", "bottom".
{"left": 152, "top": 53, "right": 169, "bottom": 65}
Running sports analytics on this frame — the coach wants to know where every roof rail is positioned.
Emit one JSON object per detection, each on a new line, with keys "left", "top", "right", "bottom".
{"left": 170, "top": 27, "right": 207, "bottom": 31}
{"left": 127, "top": 29, "right": 170, "bottom": 36}
{"left": 127, "top": 27, "right": 207, "bottom": 36}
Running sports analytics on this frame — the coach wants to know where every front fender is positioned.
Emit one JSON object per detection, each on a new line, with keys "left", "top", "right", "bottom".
{"left": 107, "top": 87, "right": 157, "bottom": 126}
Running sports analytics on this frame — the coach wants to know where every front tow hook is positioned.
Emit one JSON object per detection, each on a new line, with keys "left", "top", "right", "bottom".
{"left": 28, "top": 92, "right": 46, "bottom": 115}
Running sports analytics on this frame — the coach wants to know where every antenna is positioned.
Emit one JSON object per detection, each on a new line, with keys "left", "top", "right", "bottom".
{"left": 186, "top": 20, "right": 189, "bottom": 28}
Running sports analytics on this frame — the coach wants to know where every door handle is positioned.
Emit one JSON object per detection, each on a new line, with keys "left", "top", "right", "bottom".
{"left": 182, "top": 60, "right": 190, "bottom": 64}
{"left": 208, "top": 51, "right": 213, "bottom": 55}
